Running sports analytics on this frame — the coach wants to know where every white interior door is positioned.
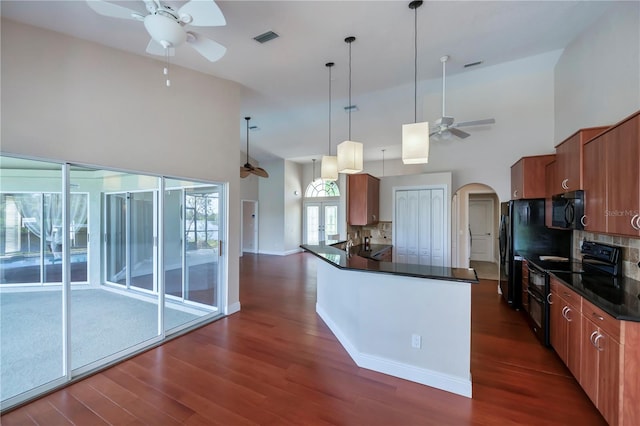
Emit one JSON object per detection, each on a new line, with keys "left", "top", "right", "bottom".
{"left": 469, "top": 199, "right": 494, "bottom": 262}
{"left": 242, "top": 200, "right": 258, "bottom": 253}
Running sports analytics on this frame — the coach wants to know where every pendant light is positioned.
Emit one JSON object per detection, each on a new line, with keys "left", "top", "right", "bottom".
{"left": 402, "top": 0, "right": 430, "bottom": 165}
{"left": 337, "top": 36, "right": 363, "bottom": 174}
{"left": 321, "top": 62, "right": 338, "bottom": 181}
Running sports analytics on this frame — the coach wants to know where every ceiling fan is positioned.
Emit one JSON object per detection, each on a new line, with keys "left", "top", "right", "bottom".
{"left": 241, "top": 117, "right": 269, "bottom": 179}
{"left": 85, "top": 0, "right": 227, "bottom": 62}
{"left": 430, "top": 55, "right": 495, "bottom": 140}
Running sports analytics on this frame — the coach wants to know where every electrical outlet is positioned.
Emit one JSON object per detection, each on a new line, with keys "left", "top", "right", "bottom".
{"left": 411, "top": 333, "right": 421, "bottom": 349}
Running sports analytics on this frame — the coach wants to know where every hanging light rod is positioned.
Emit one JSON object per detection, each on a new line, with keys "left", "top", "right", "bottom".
{"left": 321, "top": 61, "right": 338, "bottom": 181}
{"left": 402, "top": 0, "right": 429, "bottom": 165}
{"left": 337, "top": 35, "right": 364, "bottom": 174}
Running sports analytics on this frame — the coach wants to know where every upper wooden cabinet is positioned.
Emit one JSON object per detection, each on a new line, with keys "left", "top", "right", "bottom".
{"left": 545, "top": 160, "right": 556, "bottom": 227}
{"left": 583, "top": 111, "right": 640, "bottom": 236}
{"left": 347, "top": 173, "right": 380, "bottom": 226}
{"left": 553, "top": 126, "right": 609, "bottom": 194}
{"left": 511, "top": 154, "right": 555, "bottom": 199}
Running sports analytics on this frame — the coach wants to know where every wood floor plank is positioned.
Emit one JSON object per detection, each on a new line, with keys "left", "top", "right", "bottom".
{"left": 2, "top": 253, "right": 608, "bottom": 425}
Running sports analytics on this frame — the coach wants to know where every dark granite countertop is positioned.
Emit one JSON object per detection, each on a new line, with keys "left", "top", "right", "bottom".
{"left": 550, "top": 271, "right": 640, "bottom": 322}
{"left": 525, "top": 256, "right": 640, "bottom": 322}
{"left": 301, "top": 241, "right": 479, "bottom": 283}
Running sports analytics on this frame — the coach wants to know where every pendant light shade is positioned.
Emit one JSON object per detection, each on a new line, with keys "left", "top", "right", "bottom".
{"left": 321, "top": 155, "right": 338, "bottom": 181}
{"left": 338, "top": 36, "right": 363, "bottom": 174}
{"left": 321, "top": 62, "right": 339, "bottom": 181}
{"left": 402, "top": 0, "right": 429, "bottom": 165}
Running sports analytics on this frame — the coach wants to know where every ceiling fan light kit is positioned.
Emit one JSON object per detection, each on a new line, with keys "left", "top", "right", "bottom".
{"left": 337, "top": 36, "right": 364, "bottom": 174}
{"left": 402, "top": 0, "right": 429, "bottom": 165}
{"left": 321, "top": 62, "right": 339, "bottom": 182}
{"left": 86, "top": 0, "right": 227, "bottom": 86}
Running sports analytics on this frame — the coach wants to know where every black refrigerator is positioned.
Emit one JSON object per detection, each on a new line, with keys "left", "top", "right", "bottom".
{"left": 498, "top": 199, "right": 571, "bottom": 309}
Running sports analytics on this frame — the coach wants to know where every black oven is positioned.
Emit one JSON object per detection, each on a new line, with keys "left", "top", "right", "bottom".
{"left": 526, "top": 263, "right": 550, "bottom": 346}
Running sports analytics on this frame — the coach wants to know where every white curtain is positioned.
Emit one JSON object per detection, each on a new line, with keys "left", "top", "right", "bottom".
{"left": 12, "top": 193, "right": 87, "bottom": 254}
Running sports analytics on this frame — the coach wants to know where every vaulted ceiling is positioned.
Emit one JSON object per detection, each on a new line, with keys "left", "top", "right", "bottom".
{"left": 1, "top": 1, "right": 613, "bottom": 162}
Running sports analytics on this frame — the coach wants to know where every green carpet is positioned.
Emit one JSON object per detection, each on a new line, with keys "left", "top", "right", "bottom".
{"left": 0, "top": 289, "right": 201, "bottom": 402}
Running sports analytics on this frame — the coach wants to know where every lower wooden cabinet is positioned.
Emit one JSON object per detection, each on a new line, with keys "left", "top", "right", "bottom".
{"left": 551, "top": 276, "right": 640, "bottom": 426}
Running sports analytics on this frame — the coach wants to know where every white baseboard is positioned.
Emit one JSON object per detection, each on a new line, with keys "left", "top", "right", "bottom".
{"left": 226, "top": 301, "right": 241, "bottom": 315}
{"left": 316, "top": 304, "right": 472, "bottom": 398}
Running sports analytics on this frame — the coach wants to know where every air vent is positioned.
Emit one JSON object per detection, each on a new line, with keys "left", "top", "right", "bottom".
{"left": 464, "top": 61, "right": 483, "bottom": 68}
{"left": 253, "top": 31, "right": 279, "bottom": 44}
{"left": 344, "top": 105, "right": 359, "bottom": 112}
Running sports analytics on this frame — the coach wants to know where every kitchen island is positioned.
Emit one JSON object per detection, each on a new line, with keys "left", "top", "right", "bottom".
{"left": 301, "top": 241, "right": 478, "bottom": 398}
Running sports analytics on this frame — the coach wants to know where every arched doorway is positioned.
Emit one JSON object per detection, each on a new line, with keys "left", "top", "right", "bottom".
{"left": 452, "top": 183, "right": 500, "bottom": 280}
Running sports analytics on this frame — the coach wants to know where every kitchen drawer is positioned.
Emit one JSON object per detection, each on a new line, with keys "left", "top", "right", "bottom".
{"left": 582, "top": 298, "right": 621, "bottom": 342}
{"left": 550, "top": 276, "right": 582, "bottom": 312}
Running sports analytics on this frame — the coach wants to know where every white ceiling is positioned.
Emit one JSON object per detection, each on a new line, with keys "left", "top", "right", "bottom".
{"left": 1, "top": 1, "right": 613, "bottom": 163}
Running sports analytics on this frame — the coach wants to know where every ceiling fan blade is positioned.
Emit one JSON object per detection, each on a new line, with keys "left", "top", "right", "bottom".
{"left": 186, "top": 32, "right": 226, "bottom": 62}
{"left": 449, "top": 128, "right": 471, "bottom": 139}
{"left": 454, "top": 118, "right": 496, "bottom": 127}
{"left": 85, "top": 0, "right": 140, "bottom": 20}
{"left": 146, "top": 39, "right": 175, "bottom": 56}
{"left": 240, "top": 167, "right": 251, "bottom": 178}
{"left": 252, "top": 167, "right": 269, "bottom": 178}
{"left": 179, "top": 0, "right": 226, "bottom": 27}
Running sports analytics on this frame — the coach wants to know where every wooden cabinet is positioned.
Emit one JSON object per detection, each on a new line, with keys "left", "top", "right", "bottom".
{"left": 583, "top": 137, "right": 608, "bottom": 233}
{"left": 545, "top": 160, "right": 556, "bottom": 227}
{"left": 554, "top": 127, "right": 609, "bottom": 194}
{"left": 549, "top": 276, "right": 582, "bottom": 379}
{"left": 347, "top": 173, "right": 380, "bottom": 226}
{"left": 583, "top": 111, "right": 640, "bottom": 236}
{"left": 581, "top": 307, "right": 621, "bottom": 426}
{"left": 550, "top": 277, "right": 640, "bottom": 426}
{"left": 511, "top": 154, "right": 555, "bottom": 199}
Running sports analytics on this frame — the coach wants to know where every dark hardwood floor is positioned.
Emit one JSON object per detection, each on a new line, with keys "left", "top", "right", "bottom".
{"left": 2, "top": 253, "right": 606, "bottom": 425}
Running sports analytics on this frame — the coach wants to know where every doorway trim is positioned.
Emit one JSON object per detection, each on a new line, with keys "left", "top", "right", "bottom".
{"left": 452, "top": 183, "right": 500, "bottom": 268}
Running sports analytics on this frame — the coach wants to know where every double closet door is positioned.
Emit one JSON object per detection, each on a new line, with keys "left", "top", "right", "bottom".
{"left": 395, "top": 188, "right": 446, "bottom": 267}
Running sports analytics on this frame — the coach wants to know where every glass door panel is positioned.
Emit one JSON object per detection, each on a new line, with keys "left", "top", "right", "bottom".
{"left": 163, "top": 189, "right": 183, "bottom": 299}
{"left": 305, "top": 203, "right": 320, "bottom": 244}
{"left": 184, "top": 187, "right": 218, "bottom": 306}
{"left": 129, "top": 192, "right": 155, "bottom": 292}
{"left": 0, "top": 157, "right": 64, "bottom": 402}
{"left": 105, "top": 193, "right": 127, "bottom": 285}
{"left": 324, "top": 204, "right": 338, "bottom": 239}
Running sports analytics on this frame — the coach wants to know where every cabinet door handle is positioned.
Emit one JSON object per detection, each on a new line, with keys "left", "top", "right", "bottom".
{"left": 562, "top": 179, "right": 569, "bottom": 190}
{"left": 561, "top": 306, "right": 569, "bottom": 320}
{"left": 580, "top": 215, "right": 587, "bottom": 227}
{"left": 591, "top": 312, "right": 604, "bottom": 322}
{"left": 632, "top": 214, "right": 640, "bottom": 230}
{"left": 589, "top": 330, "right": 598, "bottom": 346}
{"left": 593, "top": 333, "right": 604, "bottom": 351}
{"left": 513, "top": 190, "right": 518, "bottom": 198}
{"left": 547, "top": 293, "right": 553, "bottom": 305}
{"left": 565, "top": 307, "right": 572, "bottom": 322}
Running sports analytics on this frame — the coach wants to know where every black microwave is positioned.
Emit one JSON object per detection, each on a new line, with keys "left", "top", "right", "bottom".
{"left": 551, "top": 190, "right": 584, "bottom": 229}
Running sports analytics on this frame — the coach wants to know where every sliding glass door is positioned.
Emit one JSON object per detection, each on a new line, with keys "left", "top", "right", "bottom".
{"left": 105, "top": 191, "right": 156, "bottom": 292}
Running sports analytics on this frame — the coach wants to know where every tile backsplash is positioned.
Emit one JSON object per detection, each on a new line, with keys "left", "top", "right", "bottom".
{"left": 574, "top": 231, "right": 640, "bottom": 281}
{"left": 347, "top": 221, "right": 393, "bottom": 246}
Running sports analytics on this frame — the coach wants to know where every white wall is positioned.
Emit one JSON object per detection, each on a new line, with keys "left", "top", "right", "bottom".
{"left": 1, "top": 19, "right": 243, "bottom": 312}
{"left": 284, "top": 160, "right": 303, "bottom": 253}
{"left": 258, "top": 160, "right": 285, "bottom": 254}
{"left": 354, "top": 50, "right": 561, "bottom": 203}
{"left": 554, "top": 2, "right": 640, "bottom": 142}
